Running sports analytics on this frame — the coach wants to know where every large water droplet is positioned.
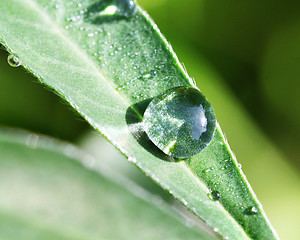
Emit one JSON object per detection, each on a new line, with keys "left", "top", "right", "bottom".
{"left": 7, "top": 54, "right": 21, "bottom": 67}
{"left": 143, "top": 87, "right": 216, "bottom": 158}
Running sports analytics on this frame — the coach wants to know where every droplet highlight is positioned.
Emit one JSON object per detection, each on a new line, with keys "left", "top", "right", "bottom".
{"left": 128, "top": 156, "right": 137, "bottom": 163}
{"left": 208, "top": 191, "right": 221, "bottom": 201}
{"left": 7, "top": 54, "right": 21, "bottom": 67}
{"left": 244, "top": 206, "right": 259, "bottom": 215}
{"left": 143, "top": 87, "right": 216, "bottom": 158}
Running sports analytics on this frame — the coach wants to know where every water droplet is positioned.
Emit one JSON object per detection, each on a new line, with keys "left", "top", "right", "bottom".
{"left": 203, "top": 167, "right": 214, "bottom": 173}
{"left": 141, "top": 70, "right": 157, "bottom": 79}
{"left": 143, "top": 87, "right": 216, "bottom": 158}
{"left": 244, "top": 206, "right": 259, "bottom": 215}
{"left": 116, "top": 0, "right": 137, "bottom": 18}
{"left": 208, "top": 191, "right": 221, "bottom": 201}
{"left": 128, "top": 156, "right": 137, "bottom": 163}
{"left": 93, "top": 0, "right": 137, "bottom": 18}
{"left": 7, "top": 54, "right": 21, "bottom": 67}
{"left": 150, "top": 70, "right": 157, "bottom": 77}
{"left": 182, "top": 199, "right": 188, "bottom": 206}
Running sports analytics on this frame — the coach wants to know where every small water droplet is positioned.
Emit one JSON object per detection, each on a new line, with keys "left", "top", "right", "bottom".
{"left": 128, "top": 156, "right": 137, "bottom": 163}
{"left": 116, "top": 0, "right": 137, "bottom": 18}
{"left": 142, "top": 73, "right": 151, "bottom": 79}
{"left": 142, "top": 70, "right": 157, "bottom": 79}
{"left": 203, "top": 167, "right": 214, "bottom": 173}
{"left": 7, "top": 54, "right": 21, "bottom": 67}
{"left": 208, "top": 191, "right": 221, "bottom": 201}
{"left": 237, "top": 163, "right": 242, "bottom": 169}
{"left": 182, "top": 199, "right": 188, "bottom": 206}
{"left": 150, "top": 70, "right": 157, "bottom": 77}
{"left": 143, "top": 87, "right": 216, "bottom": 158}
{"left": 244, "top": 206, "right": 259, "bottom": 215}
{"left": 213, "top": 227, "right": 219, "bottom": 233}
{"left": 94, "top": 0, "right": 137, "bottom": 18}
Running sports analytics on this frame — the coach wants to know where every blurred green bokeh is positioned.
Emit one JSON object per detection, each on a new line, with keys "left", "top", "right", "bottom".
{"left": 0, "top": 0, "right": 299, "bottom": 239}
{"left": 139, "top": 0, "right": 300, "bottom": 168}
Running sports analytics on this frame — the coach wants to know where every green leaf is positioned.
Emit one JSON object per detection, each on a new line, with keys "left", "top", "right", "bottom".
{"left": 0, "top": 129, "right": 215, "bottom": 240}
{"left": 0, "top": 1, "right": 278, "bottom": 239}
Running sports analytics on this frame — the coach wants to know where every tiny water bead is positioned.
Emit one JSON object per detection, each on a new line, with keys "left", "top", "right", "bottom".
{"left": 91, "top": 0, "right": 137, "bottom": 18}
{"left": 116, "top": 0, "right": 137, "bottom": 18}
{"left": 244, "top": 206, "right": 260, "bottom": 215}
{"left": 143, "top": 87, "right": 216, "bottom": 158}
{"left": 142, "top": 70, "right": 157, "bottom": 79}
{"left": 208, "top": 191, "right": 221, "bottom": 201}
{"left": 7, "top": 54, "right": 21, "bottom": 67}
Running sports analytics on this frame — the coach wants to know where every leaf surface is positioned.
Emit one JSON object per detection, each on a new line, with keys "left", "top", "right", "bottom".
{"left": 0, "top": 0, "right": 278, "bottom": 239}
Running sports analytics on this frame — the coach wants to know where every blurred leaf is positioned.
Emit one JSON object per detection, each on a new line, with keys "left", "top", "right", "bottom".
{"left": 0, "top": 1, "right": 278, "bottom": 239}
{"left": 0, "top": 129, "right": 215, "bottom": 240}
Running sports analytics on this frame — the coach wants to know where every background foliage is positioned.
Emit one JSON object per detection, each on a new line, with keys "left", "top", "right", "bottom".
{"left": 0, "top": 0, "right": 299, "bottom": 239}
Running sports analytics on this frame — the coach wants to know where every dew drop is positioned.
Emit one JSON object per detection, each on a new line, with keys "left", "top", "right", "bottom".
{"left": 128, "top": 156, "right": 137, "bottom": 163}
{"left": 150, "top": 70, "right": 157, "bottom": 77}
{"left": 7, "top": 54, "right": 21, "bottom": 67}
{"left": 143, "top": 87, "right": 216, "bottom": 158}
{"left": 182, "top": 199, "right": 188, "bottom": 206}
{"left": 142, "top": 73, "right": 151, "bottom": 79}
{"left": 116, "top": 0, "right": 137, "bottom": 18}
{"left": 142, "top": 70, "right": 157, "bottom": 79}
{"left": 95, "top": 0, "right": 137, "bottom": 18}
{"left": 208, "top": 191, "right": 221, "bottom": 201}
{"left": 203, "top": 167, "right": 214, "bottom": 173}
{"left": 244, "top": 206, "right": 259, "bottom": 215}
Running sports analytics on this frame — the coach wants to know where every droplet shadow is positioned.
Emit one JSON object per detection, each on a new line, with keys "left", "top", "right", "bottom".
{"left": 126, "top": 98, "right": 180, "bottom": 162}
